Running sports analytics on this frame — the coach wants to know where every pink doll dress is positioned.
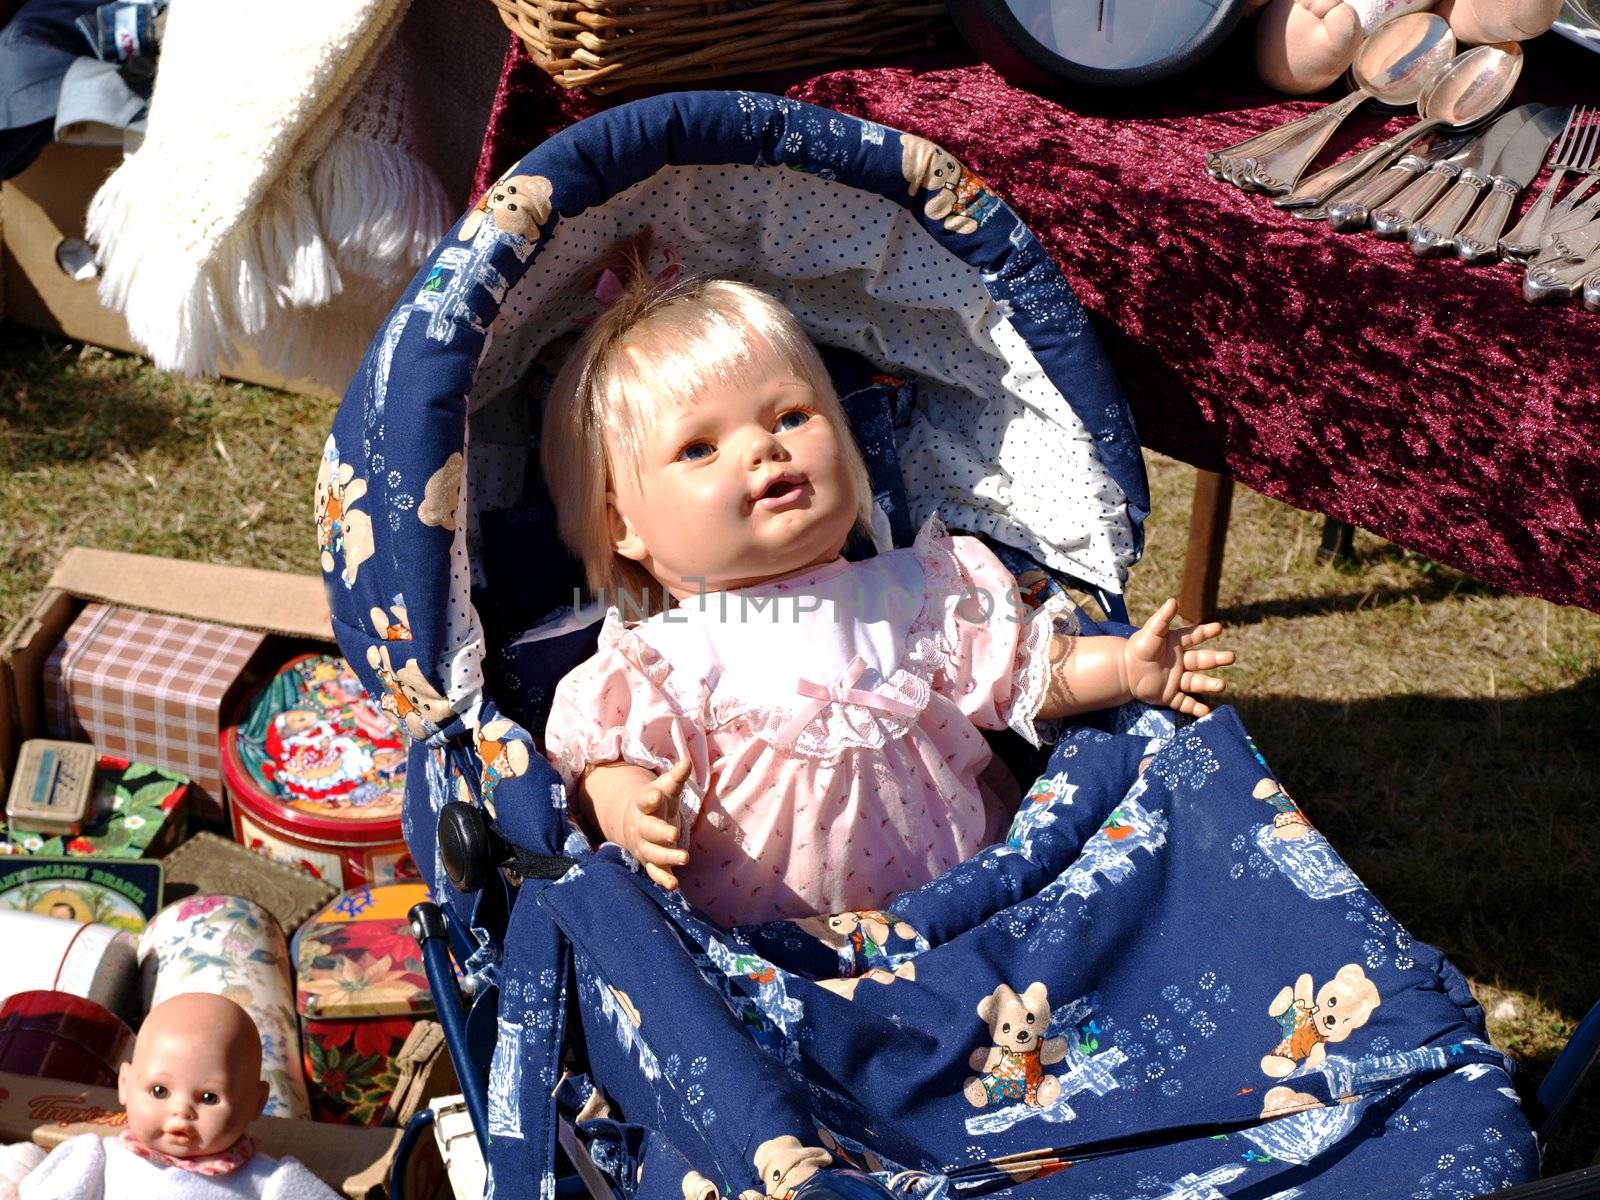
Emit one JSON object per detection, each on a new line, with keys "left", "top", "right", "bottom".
{"left": 544, "top": 518, "right": 1066, "bottom": 927}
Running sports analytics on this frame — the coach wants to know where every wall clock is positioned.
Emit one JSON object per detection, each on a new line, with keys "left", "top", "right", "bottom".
{"left": 950, "top": 0, "right": 1255, "bottom": 87}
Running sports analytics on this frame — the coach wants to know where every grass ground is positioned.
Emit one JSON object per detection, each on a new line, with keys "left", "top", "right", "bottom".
{"left": 3, "top": 321, "right": 1596, "bottom": 1172}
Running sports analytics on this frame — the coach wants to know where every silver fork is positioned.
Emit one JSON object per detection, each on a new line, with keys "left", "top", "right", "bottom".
{"left": 1501, "top": 106, "right": 1598, "bottom": 259}
{"left": 1542, "top": 172, "right": 1600, "bottom": 239}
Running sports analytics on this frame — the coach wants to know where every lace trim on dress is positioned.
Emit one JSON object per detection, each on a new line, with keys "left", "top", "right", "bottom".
{"left": 1005, "top": 592, "right": 1076, "bottom": 748}
{"left": 548, "top": 608, "right": 706, "bottom": 838}
{"left": 904, "top": 513, "right": 1076, "bottom": 748}
{"left": 596, "top": 526, "right": 961, "bottom": 766}
{"left": 573, "top": 517, "right": 1044, "bottom": 767}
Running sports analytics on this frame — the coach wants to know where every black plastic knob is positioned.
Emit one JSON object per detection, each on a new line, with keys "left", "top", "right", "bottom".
{"left": 438, "top": 801, "right": 506, "bottom": 893}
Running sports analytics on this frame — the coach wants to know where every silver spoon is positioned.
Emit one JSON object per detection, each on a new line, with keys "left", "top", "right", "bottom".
{"left": 1209, "top": 14, "right": 1453, "bottom": 188}
{"left": 1233, "top": 13, "right": 1456, "bottom": 194}
{"left": 1271, "top": 41, "right": 1523, "bottom": 210}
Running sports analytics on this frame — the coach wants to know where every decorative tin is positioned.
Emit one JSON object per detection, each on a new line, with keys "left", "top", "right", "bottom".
{"left": 0, "top": 911, "right": 141, "bottom": 1019}
{"left": 0, "top": 857, "right": 163, "bottom": 931}
{"left": 42, "top": 604, "right": 265, "bottom": 820}
{"left": 292, "top": 883, "right": 434, "bottom": 1125}
{"left": 5, "top": 741, "right": 96, "bottom": 836}
{"left": 0, "top": 991, "right": 134, "bottom": 1088}
{"left": 222, "top": 655, "right": 417, "bottom": 890}
{"left": 0, "top": 756, "right": 188, "bottom": 861}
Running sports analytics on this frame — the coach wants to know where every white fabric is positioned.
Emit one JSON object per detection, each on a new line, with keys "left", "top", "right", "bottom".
{"left": 19, "top": 1136, "right": 340, "bottom": 1200}
{"left": 468, "top": 162, "right": 1137, "bottom": 596}
{"left": 0, "top": 1143, "right": 45, "bottom": 1200}
{"left": 85, "top": 0, "right": 450, "bottom": 385}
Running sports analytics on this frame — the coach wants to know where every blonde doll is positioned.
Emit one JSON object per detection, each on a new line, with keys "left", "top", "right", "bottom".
{"left": 540, "top": 255, "right": 1233, "bottom": 929}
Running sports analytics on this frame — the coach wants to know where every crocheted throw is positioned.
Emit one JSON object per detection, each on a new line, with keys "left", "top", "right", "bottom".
{"left": 86, "top": 0, "right": 449, "bottom": 384}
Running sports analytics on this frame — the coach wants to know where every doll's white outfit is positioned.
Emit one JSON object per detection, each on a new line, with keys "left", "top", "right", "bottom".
{"left": 19, "top": 1134, "right": 339, "bottom": 1200}
{"left": 545, "top": 518, "right": 1065, "bottom": 927}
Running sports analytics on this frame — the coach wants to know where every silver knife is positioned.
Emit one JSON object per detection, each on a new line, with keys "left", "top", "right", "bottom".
{"left": 1408, "top": 104, "right": 1547, "bottom": 257}
{"left": 1455, "top": 105, "right": 1566, "bottom": 262}
{"left": 1326, "top": 133, "right": 1476, "bottom": 233}
{"left": 1371, "top": 121, "right": 1525, "bottom": 241}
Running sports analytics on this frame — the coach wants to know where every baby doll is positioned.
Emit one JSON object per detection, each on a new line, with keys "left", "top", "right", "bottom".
{"left": 20, "top": 993, "right": 339, "bottom": 1200}
{"left": 540, "top": 252, "right": 1233, "bottom": 929}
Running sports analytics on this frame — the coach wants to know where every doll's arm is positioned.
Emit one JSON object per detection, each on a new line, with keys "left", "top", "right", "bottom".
{"left": 1036, "top": 598, "right": 1234, "bottom": 720}
{"left": 576, "top": 759, "right": 693, "bottom": 890}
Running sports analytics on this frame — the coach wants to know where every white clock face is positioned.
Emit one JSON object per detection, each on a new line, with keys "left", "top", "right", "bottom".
{"left": 1003, "top": 0, "right": 1226, "bottom": 68}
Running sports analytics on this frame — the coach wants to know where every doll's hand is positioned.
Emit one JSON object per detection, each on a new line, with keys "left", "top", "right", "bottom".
{"left": 621, "top": 758, "right": 693, "bottom": 891}
{"left": 1122, "top": 598, "right": 1235, "bottom": 717}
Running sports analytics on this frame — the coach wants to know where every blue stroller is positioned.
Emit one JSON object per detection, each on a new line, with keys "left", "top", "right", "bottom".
{"left": 320, "top": 91, "right": 1600, "bottom": 1200}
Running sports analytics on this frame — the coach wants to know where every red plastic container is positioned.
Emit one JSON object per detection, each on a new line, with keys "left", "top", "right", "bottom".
{"left": 221, "top": 654, "right": 416, "bottom": 889}
{"left": 0, "top": 991, "right": 134, "bottom": 1087}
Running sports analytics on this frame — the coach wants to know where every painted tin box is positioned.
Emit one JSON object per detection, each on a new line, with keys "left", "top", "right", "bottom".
{"left": 222, "top": 655, "right": 416, "bottom": 889}
{"left": 292, "top": 882, "right": 434, "bottom": 1125}
{"left": 42, "top": 604, "right": 264, "bottom": 820}
{"left": 0, "top": 756, "right": 188, "bottom": 861}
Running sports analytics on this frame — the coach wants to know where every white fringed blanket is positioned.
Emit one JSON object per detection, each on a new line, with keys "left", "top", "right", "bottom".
{"left": 87, "top": 0, "right": 451, "bottom": 386}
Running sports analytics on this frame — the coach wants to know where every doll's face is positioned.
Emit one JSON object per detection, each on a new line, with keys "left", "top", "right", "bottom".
{"left": 607, "top": 341, "right": 858, "bottom": 599}
{"left": 119, "top": 996, "right": 268, "bottom": 1159}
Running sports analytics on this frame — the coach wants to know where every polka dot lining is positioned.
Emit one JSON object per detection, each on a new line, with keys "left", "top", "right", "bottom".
{"left": 468, "top": 164, "right": 1137, "bottom": 593}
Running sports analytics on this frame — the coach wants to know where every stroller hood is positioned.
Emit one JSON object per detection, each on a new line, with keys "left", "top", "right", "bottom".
{"left": 322, "top": 89, "right": 1148, "bottom": 867}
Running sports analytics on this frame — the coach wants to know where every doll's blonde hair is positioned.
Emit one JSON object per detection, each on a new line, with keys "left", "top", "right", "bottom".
{"left": 540, "top": 244, "right": 875, "bottom": 615}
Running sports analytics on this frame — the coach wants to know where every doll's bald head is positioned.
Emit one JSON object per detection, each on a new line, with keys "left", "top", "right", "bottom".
{"left": 119, "top": 994, "right": 269, "bottom": 1159}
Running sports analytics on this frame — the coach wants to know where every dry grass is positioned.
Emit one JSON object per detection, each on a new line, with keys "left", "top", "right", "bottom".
{"left": 1, "top": 327, "right": 329, "bottom": 631}
{"left": 1130, "top": 453, "right": 1600, "bottom": 1173}
{"left": 2, "top": 320, "right": 1596, "bottom": 1171}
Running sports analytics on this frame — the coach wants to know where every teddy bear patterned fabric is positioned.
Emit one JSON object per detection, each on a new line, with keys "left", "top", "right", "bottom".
{"left": 320, "top": 91, "right": 1534, "bottom": 1200}
{"left": 539, "top": 688, "right": 1535, "bottom": 1200}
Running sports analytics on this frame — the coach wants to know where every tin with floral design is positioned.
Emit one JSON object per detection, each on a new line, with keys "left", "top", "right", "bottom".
{"left": 138, "top": 893, "right": 309, "bottom": 1119}
{"left": 291, "top": 882, "right": 433, "bottom": 1125}
{"left": 221, "top": 654, "right": 417, "bottom": 889}
{"left": 0, "top": 756, "right": 188, "bottom": 860}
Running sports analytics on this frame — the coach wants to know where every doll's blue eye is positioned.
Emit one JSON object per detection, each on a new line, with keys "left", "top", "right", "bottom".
{"left": 150, "top": 1085, "right": 169, "bottom": 1099}
{"left": 200, "top": 1092, "right": 221, "bottom": 1105}
{"left": 774, "top": 410, "right": 810, "bottom": 433}
{"left": 677, "top": 441, "right": 713, "bottom": 462}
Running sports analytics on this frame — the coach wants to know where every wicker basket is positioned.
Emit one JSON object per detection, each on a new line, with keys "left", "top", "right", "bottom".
{"left": 489, "top": 0, "right": 954, "bottom": 94}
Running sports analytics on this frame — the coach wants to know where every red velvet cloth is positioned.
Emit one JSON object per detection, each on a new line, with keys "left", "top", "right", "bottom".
{"left": 475, "top": 32, "right": 1600, "bottom": 613}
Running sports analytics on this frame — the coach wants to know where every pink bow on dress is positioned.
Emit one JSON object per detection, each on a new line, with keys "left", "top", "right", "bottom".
{"left": 776, "top": 655, "right": 919, "bottom": 750}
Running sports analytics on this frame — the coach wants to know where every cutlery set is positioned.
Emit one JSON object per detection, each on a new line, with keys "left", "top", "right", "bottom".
{"left": 1206, "top": 12, "right": 1600, "bottom": 310}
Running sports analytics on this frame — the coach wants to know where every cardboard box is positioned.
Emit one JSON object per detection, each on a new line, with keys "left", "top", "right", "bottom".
{"left": 0, "top": 142, "right": 341, "bottom": 399}
{"left": 0, "top": 1070, "right": 430, "bottom": 1200}
{"left": 0, "top": 554, "right": 457, "bottom": 1198}
{"left": 0, "top": 548, "right": 333, "bottom": 804}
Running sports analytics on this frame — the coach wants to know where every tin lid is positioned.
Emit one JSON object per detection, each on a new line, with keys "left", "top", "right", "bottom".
{"left": 223, "top": 655, "right": 407, "bottom": 837}
{"left": 293, "top": 884, "right": 434, "bottom": 1020}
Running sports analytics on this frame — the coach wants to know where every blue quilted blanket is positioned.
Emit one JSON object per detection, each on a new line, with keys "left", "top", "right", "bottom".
{"left": 484, "top": 697, "right": 1535, "bottom": 1200}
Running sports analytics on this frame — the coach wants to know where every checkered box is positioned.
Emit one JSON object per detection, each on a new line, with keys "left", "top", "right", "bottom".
{"left": 42, "top": 604, "right": 265, "bottom": 821}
